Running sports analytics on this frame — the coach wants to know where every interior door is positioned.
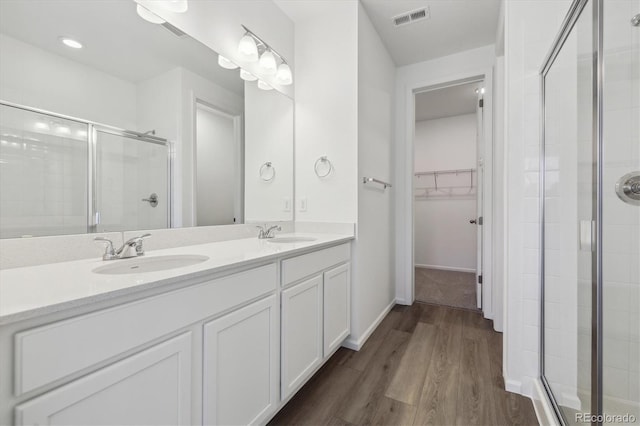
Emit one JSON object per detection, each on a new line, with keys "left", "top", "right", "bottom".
{"left": 195, "top": 102, "right": 241, "bottom": 226}
{"left": 475, "top": 91, "right": 484, "bottom": 309}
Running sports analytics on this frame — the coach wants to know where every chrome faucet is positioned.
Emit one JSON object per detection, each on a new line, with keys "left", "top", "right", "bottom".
{"left": 94, "top": 234, "right": 151, "bottom": 260}
{"left": 256, "top": 225, "right": 281, "bottom": 239}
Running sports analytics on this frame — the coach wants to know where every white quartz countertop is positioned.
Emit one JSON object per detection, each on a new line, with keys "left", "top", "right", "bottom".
{"left": 0, "top": 233, "right": 353, "bottom": 325}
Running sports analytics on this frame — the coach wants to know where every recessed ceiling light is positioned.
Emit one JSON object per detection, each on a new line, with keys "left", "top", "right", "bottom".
{"left": 60, "top": 37, "right": 83, "bottom": 49}
{"left": 34, "top": 122, "right": 50, "bottom": 131}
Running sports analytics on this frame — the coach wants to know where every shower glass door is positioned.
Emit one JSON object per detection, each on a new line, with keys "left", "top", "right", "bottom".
{"left": 542, "top": 1, "right": 594, "bottom": 422}
{"left": 94, "top": 129, "right": 169, "bottom": 232}
{"left": 542, "top": 0, "right": 640, "bottom": 424}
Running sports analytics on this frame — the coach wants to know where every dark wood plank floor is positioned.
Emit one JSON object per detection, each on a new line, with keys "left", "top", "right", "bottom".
{"left": 269, "top": 303, "right": 539, "bottom": 426}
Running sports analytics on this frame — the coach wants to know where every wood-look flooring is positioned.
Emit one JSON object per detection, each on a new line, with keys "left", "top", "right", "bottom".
{"left": 269, "top": 303, "right": 538, "bottom": 426}
{"left": 415, "top": 268, "right": 477, "bottom": 311}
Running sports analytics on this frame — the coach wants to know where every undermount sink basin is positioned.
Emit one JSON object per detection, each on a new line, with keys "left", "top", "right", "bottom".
{"left": 266, "top": 237, "right": 317, "bottom": 244}
{"left": 93, "top": 255, "right": 209, "bottom": 275}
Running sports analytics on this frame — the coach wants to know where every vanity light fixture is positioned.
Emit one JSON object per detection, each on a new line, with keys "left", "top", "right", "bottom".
{"left": 218, "top": 55, "right": 238, "bottom": 70}
{"left": 136, "top": 4, "right": 165, "bottom": 24}
{"left": 276, "top": 63, "right": 292, "bottom": 85}
{"left": 259, "top": 50, "right": 277, "bottom": 75}
{"left": 59, "top": 37, "right": 82, "bottom": 49}
{"left": 158, "top": 0, "right": 188, "bottom": 13}
{"left": 238, "top": 33, "right": 259, "bottom": 62}
{"left": 238, "top": 25, "right": 293, "bottom": 85}
{"left": 240, "top": 69, "right": 258, "bottom": 81}
{"left": 257, "top": 80, "right": 273, "bottom": 91}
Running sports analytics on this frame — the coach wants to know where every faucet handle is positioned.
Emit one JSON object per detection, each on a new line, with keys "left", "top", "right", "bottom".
{"left": 94, "top": 237, "right": 115, "bottom": 260}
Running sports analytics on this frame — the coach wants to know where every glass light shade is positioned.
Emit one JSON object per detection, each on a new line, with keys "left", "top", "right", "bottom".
{"left": 240, "top": 69, "right": 258, "bottom": 81}
{"left": 158, "top": 0, "right": 188, "bottom": 13}
{"left": 238, "top": 35, "right": 258, "bottom": 62}
{"left": 218, "top": 55, "right": 238, "bottom": 70}
{"left": 136, "top": 4, "right": 165, "bottom": 24}
{"left": 259, "top": 50, "right": 277, "bottom": 75}
{"left": 257, "top": 80, "right": 273, "bottom": 91}
{"left": 276, "top": 63, "right": 293, "bottom": 85}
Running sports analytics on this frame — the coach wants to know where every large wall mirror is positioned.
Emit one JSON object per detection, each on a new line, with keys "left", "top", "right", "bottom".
{"left": 0, "top": 0, "right": 294, "bottom": 239}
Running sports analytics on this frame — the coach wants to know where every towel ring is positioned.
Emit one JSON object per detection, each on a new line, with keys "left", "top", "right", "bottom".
{"left": 259, "top": 162, "right": 275, "bottom": 181}
{"left": 314, "top": 156, "right": 333, "bottom": 178}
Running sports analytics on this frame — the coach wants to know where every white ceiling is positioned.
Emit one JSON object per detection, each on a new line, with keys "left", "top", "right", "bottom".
{"left": 414, "top": 81, "right": 482, "bottom": 121}
{"left": 360, "top": 0, "right": 501, "bottom": 66}
{"left": 0, "top": 0, "right": 243, "bottom": 94}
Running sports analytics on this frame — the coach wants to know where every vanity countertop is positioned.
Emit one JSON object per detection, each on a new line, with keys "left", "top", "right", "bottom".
{"left": 0, "top": 233, "right": 353, "bottom": 325}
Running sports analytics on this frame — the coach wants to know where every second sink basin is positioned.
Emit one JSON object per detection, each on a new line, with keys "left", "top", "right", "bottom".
{"left": 93, "top": 255, "right": 209, "bottom": 275}
{"left": 267, "top": 237, "right": 317, "bottom": 244}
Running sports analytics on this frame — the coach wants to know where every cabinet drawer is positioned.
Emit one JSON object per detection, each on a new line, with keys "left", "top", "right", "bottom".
{"left": 15, "top": 264, "right": 276, "bottom": 396}
{"left": 281, "top": 243, "right": 350, "bottom": 286}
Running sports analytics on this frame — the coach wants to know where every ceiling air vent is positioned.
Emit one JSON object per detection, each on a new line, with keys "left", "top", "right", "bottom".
{"left": 392, "top": 7, "right": 430, "bottom": 27}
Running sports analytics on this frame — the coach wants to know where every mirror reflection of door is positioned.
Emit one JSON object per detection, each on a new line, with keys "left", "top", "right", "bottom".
{"left": 195, "top": 101, "right": 241, "bottom": 226}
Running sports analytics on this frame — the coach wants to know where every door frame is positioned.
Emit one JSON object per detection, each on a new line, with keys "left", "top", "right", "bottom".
{"left": 398, "top": 67, "right": 494, "bottom": 320}
{"left": 192, "top": 98, "right": 243, "bottom": 226}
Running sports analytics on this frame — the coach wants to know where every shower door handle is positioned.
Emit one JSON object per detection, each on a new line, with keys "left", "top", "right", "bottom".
{"left": 142, "top": 193, "right": 158, "bottom": 207}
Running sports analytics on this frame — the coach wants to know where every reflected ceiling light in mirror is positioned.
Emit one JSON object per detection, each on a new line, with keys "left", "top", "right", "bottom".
{"left": 59, "top": 37, "right": 82, "bottom": 49}
{"left": 240, "top": 69, "right": 258, "bottom": 81}
{"left": 238, "top": 33, "right": 259, "bottom": 62}
{"left": 55, "top": 125, "right": 71, "bottom": 135}
{"left": 34, "top": 122, "right": 50, "bottom": 131}
{"left": 257, "top": 80, "right": 273, "bottom": 91}
{"left": 136, "top": 4, "right": 165, "bottom": 24}
{"left": 259, "top": 50, "right": 277, "bottom": 75}
{"left": 158, "top": 0, "right": 188, "bottom": 13}
{"left": 276, "top": 63, "right": 292, "bottom": 85}
{"left": 77, "top": 130, "right": 88, "bottom": 138}
{"left": 218, "top": 55, "right": 238, "bottom": 70}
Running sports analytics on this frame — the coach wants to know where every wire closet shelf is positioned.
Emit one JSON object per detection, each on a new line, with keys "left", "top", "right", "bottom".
{"left": 414, "top": 168, "right": 476, "bottom": 198}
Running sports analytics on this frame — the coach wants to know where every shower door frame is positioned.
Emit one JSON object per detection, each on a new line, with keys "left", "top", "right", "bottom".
{"left": 0, "top": 100, "right": 173, "bottom": 234}
{"left": 538, "top": 0, "right": 603, "bottom": 424}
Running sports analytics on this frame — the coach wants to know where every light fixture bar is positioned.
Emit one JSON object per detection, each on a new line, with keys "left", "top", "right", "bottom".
{"left": 240, "top": 25, "right": 289, "bottom": 65}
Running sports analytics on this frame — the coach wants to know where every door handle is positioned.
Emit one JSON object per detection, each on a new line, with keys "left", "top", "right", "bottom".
{"left": 142, "top": 193, "right": 158, "bottom": 207}
{"left": 469, "top": 219, "right": 477, "bottom": 224}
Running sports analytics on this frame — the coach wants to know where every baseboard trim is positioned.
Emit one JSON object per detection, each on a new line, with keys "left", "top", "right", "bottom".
{"left": 415, "top": 264, "right": 476, "bottom": 273}
{"left": 505, "top": 377, "right": 522, "bottom": 394}
{"left": 532, "top": 378, "right": 560, "bottom": 426}
{"left": 342, "top": 299, "right": 395, "bottom": 351}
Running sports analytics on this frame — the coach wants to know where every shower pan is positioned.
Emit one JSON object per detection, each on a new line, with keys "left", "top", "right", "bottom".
{"left": 540, "top": 0, "right": 640, "bottom": 424}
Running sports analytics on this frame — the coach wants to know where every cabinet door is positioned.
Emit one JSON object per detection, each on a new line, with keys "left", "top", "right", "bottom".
{"left": 15, "top": 332, "right": 192, "bottom": 426}
{"left": 323, "top": 263, "right": 351, "bottom": 356}
{"left": 203, "top": 295, "right": 278, "bottom": 426}
{"left": 281, "top": 275, "right": 323, "bottom": 400}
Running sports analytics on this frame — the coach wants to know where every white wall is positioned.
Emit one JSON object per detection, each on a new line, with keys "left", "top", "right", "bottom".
{"left": 413, "top": 114, "right": 477, "bottom": 272}
{"left": 244, "top": 83, "right": 294, "bottom": 223}
{"left": 348, "top": 2, "right": 396, "bottom": 349}
{"left": 503, "top": 0, "right": 571, "bottom": 397}
{"left": 136, "top": 0, "right": 294, "bottom": 98}
{"left": 0, "top": 34, "right": 137, "bottom": 130}
{"left": 395, "top": 45, "right": 496, "bottom": 306}
{"left": 293, "top": 2, "right": 358, "bottom": 224}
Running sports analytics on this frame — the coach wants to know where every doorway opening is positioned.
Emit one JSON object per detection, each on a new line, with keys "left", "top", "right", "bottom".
{"left": 412, "top": 79, "right": 485, "bottom": 311}
{"left": 194, "top": 100, "right": 243, "bottom": 226}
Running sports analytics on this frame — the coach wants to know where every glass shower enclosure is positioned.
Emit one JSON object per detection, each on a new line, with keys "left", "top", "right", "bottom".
{"left": 0, "top": 102, "right": 170, "bottom": 238}
{"left": 541, "top": 0, "right": 639, "bottom": 424}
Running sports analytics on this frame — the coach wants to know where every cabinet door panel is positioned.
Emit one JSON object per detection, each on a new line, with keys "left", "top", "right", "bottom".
{"left": 323, "top": 263, "right": 351, "bottom": 356}
{"left": 15, "top": 332, "right": 192, "bottom": 426}
{"left": 281, "top": 275, "right": 323, "bottom": 400}
{"left": 203, "top": 295, "right": 278, "bottom": 426}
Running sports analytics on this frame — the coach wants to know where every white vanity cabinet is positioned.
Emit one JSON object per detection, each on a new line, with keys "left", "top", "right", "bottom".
{"left": 280, "top": 244, "right": 351, "bottom": 400}
{"left": 203, "top": 294, "right": 279, "bottom": 426}
{"left": 15, "top": 332, "right": 193, "bottom": 426}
